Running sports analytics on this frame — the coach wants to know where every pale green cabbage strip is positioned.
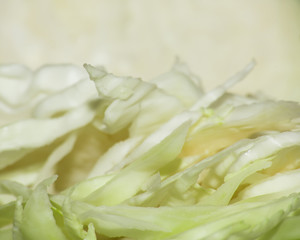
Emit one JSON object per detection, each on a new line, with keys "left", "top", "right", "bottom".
{"left": 1, "top": 61, "right": 300, "bottom": 239}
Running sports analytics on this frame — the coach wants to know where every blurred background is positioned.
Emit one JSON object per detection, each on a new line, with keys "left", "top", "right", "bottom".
{"left": 0, "top": 0, "right": 300, "bottom": 100}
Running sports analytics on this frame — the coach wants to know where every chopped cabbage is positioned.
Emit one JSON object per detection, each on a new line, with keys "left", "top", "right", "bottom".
{"left": 1, "top": 60, "right": 300, "bottom": 239}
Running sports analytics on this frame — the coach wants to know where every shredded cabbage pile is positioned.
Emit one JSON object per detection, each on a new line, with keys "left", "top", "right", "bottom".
{"left": 1, "top": 60, "right": 300, "bottom": 239}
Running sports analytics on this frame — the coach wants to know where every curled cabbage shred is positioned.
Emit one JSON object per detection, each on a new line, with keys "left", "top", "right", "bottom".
{"left": 1, "top": 60, "right": 300, "bottom": 240}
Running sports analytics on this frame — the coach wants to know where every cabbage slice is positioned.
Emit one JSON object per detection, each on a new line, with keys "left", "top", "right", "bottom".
{"left": 1, "top": 60, "right": 300, "bottom": 240}
{"left": 14, "top": 176, "right": 67, "bottom": 240}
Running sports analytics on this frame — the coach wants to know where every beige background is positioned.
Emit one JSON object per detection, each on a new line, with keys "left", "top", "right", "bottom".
{"left": 0, "top": 0, "right": 300, "bottom": 100}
